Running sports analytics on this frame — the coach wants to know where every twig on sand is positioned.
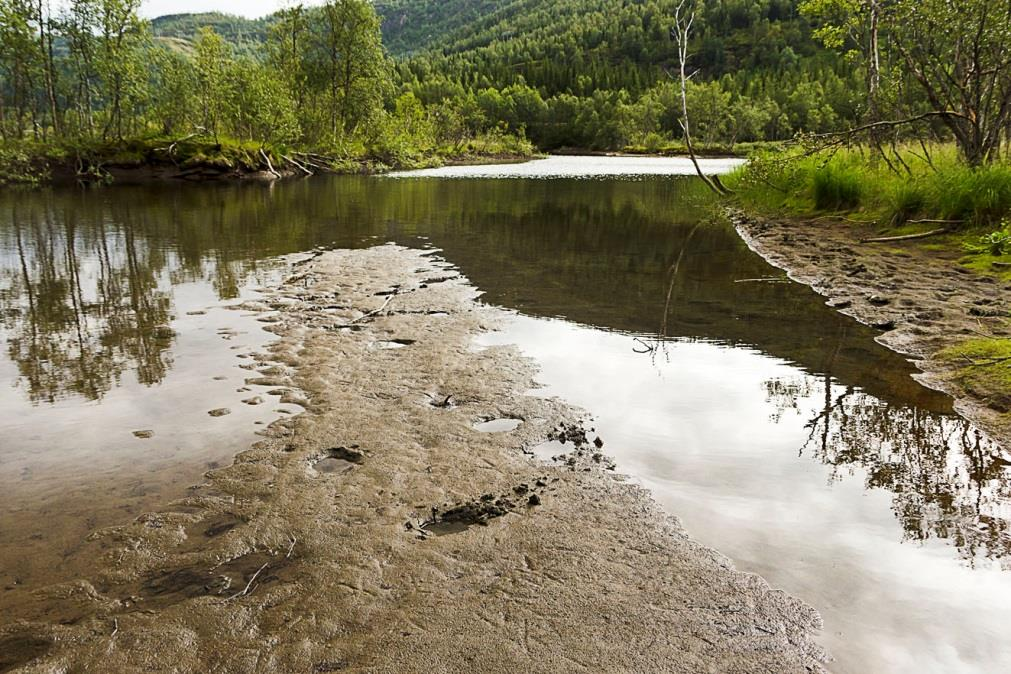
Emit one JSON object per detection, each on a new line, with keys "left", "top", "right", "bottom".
{"left": 286, "top": 536, "right": 297, "bottom": 559}
{"left": 861, "top": 228, "right": 948, "bottom": 243}
{"left": 227, "top": 562, "right": 270, "bottom": 600}
{"left": 339, "top": 292, "right": 398, "bottom": 327}
{"left": 111, "top": 618, "right": 119, "bottom": 637}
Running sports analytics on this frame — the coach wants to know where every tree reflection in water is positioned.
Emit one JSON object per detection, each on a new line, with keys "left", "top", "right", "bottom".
{"left": 765, "top": 372, "right": 1011, "bottom": 565}
{"left": 2, "top": 175, "right": 1009, "bottom": 567}
{"left": 1, "top": 203, "right": 174, "bottom": 403}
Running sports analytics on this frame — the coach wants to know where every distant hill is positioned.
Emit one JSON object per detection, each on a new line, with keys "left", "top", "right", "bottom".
{"left": 145, "top": 3, "right": 857, "bottom": 141}
{"left": 373, "top": 0, "right": 507, "bottom": 56}
{"left": 380, "top": 0, "right": 836, "bottom": 97}
{"left": 151, "top": 12, "right": 273, "bottom": 57}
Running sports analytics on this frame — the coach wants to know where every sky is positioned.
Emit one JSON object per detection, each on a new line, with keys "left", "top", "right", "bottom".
{"left": 140, "top": 0, "right": 314, "bottom": 20}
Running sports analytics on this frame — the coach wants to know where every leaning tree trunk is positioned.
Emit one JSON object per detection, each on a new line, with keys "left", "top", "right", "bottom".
{"left": 671, "top": 0, "right": 730, "bottom": 196}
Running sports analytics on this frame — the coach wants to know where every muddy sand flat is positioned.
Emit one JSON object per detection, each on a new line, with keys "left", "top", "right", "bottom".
{"left": 2, "top": 245, "right": 825, "bottom": 673}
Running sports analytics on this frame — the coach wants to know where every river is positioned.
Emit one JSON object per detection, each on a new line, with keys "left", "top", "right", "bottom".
{"left": 1, "top": 157, "right": 1009, "bottom": 673}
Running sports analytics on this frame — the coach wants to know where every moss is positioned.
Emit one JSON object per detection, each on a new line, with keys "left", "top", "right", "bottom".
{"left": 940, "top": 338, "right": 1011, "bottom": 412}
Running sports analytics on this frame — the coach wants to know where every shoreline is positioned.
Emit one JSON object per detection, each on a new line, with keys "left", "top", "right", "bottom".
{"left": 1, "top": 245, "right": 827, "bottom": 672}
{"left": 731, "top": 208, "right": 1011, "bottom": 452}
{"left": 1, "top": 145, "right": 538, "bottom": 188}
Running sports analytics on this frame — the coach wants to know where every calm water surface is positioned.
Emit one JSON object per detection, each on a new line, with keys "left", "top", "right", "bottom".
{"left": 0, "top": 157, "right": 1008, "bottom": 672}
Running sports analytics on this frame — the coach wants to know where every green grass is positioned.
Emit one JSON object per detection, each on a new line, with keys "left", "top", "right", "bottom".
{"left": 729, "top": 144, "right": 1011, "bottom": 271}
{"left": 622, "top": 140, "right": 784, "bottom": 158}
{"left": 940, "top": 337, "right": 1011, "bottom": 413}
{"left": 730, "top": 145, "right": 1011, "bottom": 227}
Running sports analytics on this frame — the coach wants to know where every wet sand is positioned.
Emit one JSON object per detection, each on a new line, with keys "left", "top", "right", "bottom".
{"left": 733, "top": 210, "right": 1011, "bottom": 452}
{"left": 2, "top": 245, "right": 826, "bottom": 672}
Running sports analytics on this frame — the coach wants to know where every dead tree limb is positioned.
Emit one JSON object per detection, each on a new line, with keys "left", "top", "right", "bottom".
{"left": 861, "top": 228, "right": 948, "bottom": 243}
{"left": 282, "top": 154, "right": 314, "bottom": 176}
{"left": 670, "top": 0, "right": 730, "bottom": 196}
{"left": 260, "top": 148, "right": 281, "bottom": 179}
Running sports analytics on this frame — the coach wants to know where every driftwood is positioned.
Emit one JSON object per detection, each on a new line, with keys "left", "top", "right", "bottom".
{"left": 811, "top": 215, "right": 878, "bottom": 225}
{"left": 155, "top": 128, "right": 206, "bottom": 157}
{"left": 227, "top": 561, "right": 270, "bottom": 600}
{"left": 861, "top": 228, "right": 948, "bottom": 243}
{"left": 259, "top": 148, "right": 281, "bottom": 179}
{"left": 282, "top": 153, "right": 314, "bottom": 176}
{"left": 350, "top": 293, "right": 396, "bottom": 324}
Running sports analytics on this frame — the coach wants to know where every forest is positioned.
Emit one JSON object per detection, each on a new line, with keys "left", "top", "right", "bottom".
{"left": 0, "top": 0, "right": 1010, "bottom": 214}
{"left": 0, "top": 0, "right": 873, "bottom": 184}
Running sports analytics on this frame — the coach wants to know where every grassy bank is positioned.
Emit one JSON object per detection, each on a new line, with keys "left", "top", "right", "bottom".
{"left": 621, "top": 140, "right": 785, "bottom": 158}
{"left": 729, "top": 145, "right": 1011, "bottom": 274}
{"left": 731, "top": 145, "right": 1011, "bottom": 226}
{"left": 0, "top": 130, "right": 534, "bottom": 187}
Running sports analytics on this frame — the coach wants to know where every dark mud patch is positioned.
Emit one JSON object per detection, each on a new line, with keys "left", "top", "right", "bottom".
{"left": 186, "top": 514, "right": 244, "bottom": 540}
{"left": 414, "top": 479, "right": 551, "bottom": 536}
{"left": 311, "top": 446, "right": 365, "bottom": 475}
{"left": 130, "top": 551, "right": 289, "bottom": 609}
{"left": 532, "top": 423, "right": 613, "bottom": 470}
{"left": 420, "top": 275, "right": 458, "bottom": 286}
{"left": 0, "top": 633, "right": 53, "bottom": 672}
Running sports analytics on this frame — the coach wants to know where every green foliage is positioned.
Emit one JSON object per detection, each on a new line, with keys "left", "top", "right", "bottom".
{"left": 0, "top": 141, "right": 47, "bottom": 185}
{"left": 387, "top": 0, "right": 863, "bottom": 149}
{"left": 811, "top": 160, "right": 863, "bottom": 210}
{"left": 732, "top": 146, "right": 1011, "bottom": 227}
{"left": 964, "top": 220, "right": 1011, "bottom": 257}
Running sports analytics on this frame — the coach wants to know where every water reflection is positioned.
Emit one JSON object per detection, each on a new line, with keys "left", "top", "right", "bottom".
{"left": 0, "top": 173, "right": 1005, "bottom": 568}
{"left": 768, "top": 371, "right": 1011, "bottom": 565}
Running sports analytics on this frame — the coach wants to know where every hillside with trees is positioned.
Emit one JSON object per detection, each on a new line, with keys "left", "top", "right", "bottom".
{"left": 384, "top": 0, "right": 860, "bottom": 148}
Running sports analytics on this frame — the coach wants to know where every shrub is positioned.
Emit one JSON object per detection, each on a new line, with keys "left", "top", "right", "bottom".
{"left": 964, "top": 219, "right": 1011, "bottom": 256}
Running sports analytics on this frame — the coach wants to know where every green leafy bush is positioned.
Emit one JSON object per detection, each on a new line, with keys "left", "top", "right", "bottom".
{"left": 965, "top": 220, "right": 1011, "bottom": 256}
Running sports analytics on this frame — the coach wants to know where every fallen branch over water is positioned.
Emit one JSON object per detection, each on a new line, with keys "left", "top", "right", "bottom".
{"left": 259, "top": 149, "right": 281, "bottom": 179}
{"left": 861, "top": 228, "right": 948, "bottom": 243}
{"left": 282, "top": 154, "right": 314, "bottom": 176}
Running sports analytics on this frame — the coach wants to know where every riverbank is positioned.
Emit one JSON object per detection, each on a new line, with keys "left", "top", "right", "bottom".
{"left": 0, "top": 135, "right": 536, "bottom": 187}
{"left": 1, "top": 245, "right": 826, "bottom": 672}
{"left": 732, "top": 209, "right": 1011, "bottom": 453}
